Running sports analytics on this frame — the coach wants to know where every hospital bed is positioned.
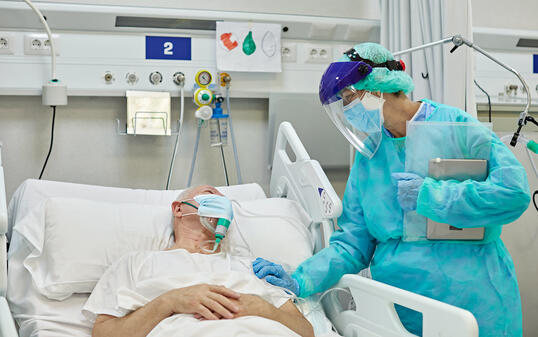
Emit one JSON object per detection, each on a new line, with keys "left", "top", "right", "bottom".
{"left": 0, "top": 122, "right": 478, "bottom": 337}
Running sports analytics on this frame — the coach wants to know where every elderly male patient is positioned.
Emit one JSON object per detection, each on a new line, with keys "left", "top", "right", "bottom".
{"left": 83, "top": 185, "right": 314, "bottom": 337}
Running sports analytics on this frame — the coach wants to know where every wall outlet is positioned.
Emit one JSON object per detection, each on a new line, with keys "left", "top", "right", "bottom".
{"left": 305, "top": 44, "right": 332, "bottom": 64}
{"left": 281, "top": 42, "right": 297, "bottom": 63}
{"left": 24, "top": 33, "right": 60, "bottom": 55}
{"left": 0, "top": 32, "right": 15, "bottom": 55}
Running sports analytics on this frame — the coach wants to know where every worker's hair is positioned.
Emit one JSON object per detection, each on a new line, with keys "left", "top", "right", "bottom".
{"left": 176, "top": 187, "right": 196, "bottom": 202}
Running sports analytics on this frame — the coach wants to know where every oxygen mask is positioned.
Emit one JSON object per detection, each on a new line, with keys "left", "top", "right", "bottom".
{"left": 180, "top": 194, "right": 234, "bottom": 253}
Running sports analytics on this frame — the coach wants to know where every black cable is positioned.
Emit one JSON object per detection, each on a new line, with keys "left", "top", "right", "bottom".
{"left": 533, "top": 190, "right": 538, "bottom": 212}
{"left": 474, "top": 80, "right": 491, "bottom": 123}
{"left": 39, "top": 105, "right": 56, "bottom": 179}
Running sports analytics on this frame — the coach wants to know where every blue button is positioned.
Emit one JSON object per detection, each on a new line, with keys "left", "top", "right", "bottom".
{"left": 146, "top": 36, "right": 191, "bottom": 60}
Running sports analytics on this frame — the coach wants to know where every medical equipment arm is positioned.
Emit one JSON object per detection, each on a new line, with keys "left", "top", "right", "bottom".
{"left": 416, "top": 129, "right": 531, "bottom": 227}
{"left": 394, "top": 35, "right": 533, "bottom": 148}
{"left": 292, "top": 157, "right": 376, "bottom": 297}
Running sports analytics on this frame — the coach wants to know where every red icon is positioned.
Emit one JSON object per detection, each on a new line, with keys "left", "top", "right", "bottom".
{"left": 220, "top": 33, "right": 238, "bottom": 51}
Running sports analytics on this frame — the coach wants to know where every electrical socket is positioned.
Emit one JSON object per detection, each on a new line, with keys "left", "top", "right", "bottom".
{"left": 24, "top": 33, "right": 60, "bottom": 55}
{"left": 305, "top": 44, "right": 332, "bottom": 64}
{"left": 281, "top": 42, "right": 297, "bottom": 63}
{"left": 0, "top": 32, "right": 15, "bottom": 55}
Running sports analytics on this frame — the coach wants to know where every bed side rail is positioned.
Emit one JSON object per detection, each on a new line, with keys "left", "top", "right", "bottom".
{"left": 324, "top": 274, "right": 478, "bottom": 337}
{"left": 270, "top": 122, "right": 342, "bottom": 252}
{"left": 0, "top": 145, "right": 7, "bottom": 297}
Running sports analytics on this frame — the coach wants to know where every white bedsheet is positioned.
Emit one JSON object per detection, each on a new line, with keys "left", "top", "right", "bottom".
{"left": 116, "top": 273, "right": 300, "bottom": 337}
{"left": 83, "top": 249, "right": 302, "bottom": 337}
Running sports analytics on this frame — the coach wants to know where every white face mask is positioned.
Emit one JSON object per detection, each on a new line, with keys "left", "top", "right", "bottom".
{"left": 360, "top": 92, "right": 385, "bottom": 111}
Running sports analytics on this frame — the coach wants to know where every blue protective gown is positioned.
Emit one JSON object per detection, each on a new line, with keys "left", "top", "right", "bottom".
{"left": 292, "top": 100, "right": 530, "bottom": 336}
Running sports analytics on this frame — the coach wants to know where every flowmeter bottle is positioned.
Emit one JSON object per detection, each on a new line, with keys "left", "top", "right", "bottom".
{"left": 210, "top": 99, "right": 228, "bottom": 146}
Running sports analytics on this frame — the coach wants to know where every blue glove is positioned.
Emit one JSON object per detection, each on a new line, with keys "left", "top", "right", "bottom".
{"left": 252, "top": 257, "right": 300, "bottom": 295}
{"left": 391, "top": 172, "right": 424, "bottom": 211}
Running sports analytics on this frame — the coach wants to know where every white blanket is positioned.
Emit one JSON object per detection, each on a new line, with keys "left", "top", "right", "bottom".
{"left": 116, "top": 271, "right": 299, "bottom": 337}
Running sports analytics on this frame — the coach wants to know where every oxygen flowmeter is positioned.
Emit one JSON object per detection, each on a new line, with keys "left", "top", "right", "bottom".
{"left": 188, "top": 70, "right": 239, "bottom": 188}
{"left": 193, "top": 70, "right": 214, "bottom": 120}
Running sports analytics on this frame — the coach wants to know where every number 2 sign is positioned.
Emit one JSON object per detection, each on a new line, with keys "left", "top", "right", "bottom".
{"left": 146, "top": 36, "right": 191, "bottom": 60}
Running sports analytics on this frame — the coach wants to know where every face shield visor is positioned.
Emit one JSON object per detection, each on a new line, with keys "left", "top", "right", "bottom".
{"left": 319, "top": 61, "right": 385, "bottom": 159}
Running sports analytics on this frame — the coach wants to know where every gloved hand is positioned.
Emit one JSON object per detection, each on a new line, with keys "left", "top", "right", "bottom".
{"left": 252, "top": 257, "right": 300, "bottom": 295}
{"left": 391, "top": 172, "right": 424, "bottom": 211}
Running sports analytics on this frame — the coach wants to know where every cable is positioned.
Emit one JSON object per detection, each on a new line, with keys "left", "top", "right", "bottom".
{"left": 474, "top": 80, "right": 491, "bottom": 123}
{"left": 166, "top": 86, "right": 185, "bottom": 190}
{"left": 217, "top": 119, "right": 230, "bottom": 186}
{"left": 187, "top": 121, "right": 202, "bottom": 187}
{"left": 39, "top": 106, "right": 56, "bottom": 179}
{"left": 533, "top": 190, "right": 538, "bottom": 212}
{"left": 23, "top": 0, "right": 56, "bottom": 80}
{"left": 525, "top": 141, "right": 538, "bottom": 178}
{"left": 226, "top": 86, "right": 242, "bottom": 184}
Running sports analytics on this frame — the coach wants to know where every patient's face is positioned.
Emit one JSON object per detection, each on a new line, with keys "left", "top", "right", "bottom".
{"left": 171, "top": 185, "right": 225, "bottom": 253}
{"left": 172, "top": 185, "right": 224, "bottom": 230}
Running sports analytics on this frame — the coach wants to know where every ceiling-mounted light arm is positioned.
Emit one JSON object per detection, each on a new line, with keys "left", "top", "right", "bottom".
{"left": 22, "top": 0, "right": 57, "bottom": 80}
{"left": 393, "top": 35, "right": 532, "bottom": 147}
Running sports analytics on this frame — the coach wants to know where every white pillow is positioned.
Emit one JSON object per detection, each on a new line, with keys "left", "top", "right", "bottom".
{"left": 16, "top": 197, "right": 173, "bottom": 301}
{"left": 15, "top": 197, "right": 313, "bottom": 301}
{"left": 227, "top": 198, "right": 314, "bottom": 272}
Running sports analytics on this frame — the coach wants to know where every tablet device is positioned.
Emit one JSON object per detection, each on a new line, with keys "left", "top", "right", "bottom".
{"left": 426, "top": 158, "right": 488, "bottom": 241}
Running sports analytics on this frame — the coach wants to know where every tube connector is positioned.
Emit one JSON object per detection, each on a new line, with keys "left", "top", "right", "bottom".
{"left": 219, "top": 72, "right": 231, "bottom": 87}
{"left": 173, "top": 72, "right": 185, "bottom": 87}
{"left": 527, "top": 140, "right": 538, "bottom": 154}
{"left": 42, "top": 79, "right": 67, "bottom": 106}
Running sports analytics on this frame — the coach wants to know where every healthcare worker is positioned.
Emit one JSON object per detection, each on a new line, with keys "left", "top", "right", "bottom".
{"left": 253, "top": 43, "right": 530, "bottom": 336}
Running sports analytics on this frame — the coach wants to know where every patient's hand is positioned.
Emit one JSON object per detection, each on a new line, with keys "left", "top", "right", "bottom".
{"left": 233, "top": 294, "right": 274, "bottom": 318}
{"left": 162, "top": 284, "right": 240, "bottom": 320}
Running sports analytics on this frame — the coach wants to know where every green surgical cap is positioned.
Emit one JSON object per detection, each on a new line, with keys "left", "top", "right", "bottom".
{"left": 339, "top": 42, "right": 414, "bottom": 94}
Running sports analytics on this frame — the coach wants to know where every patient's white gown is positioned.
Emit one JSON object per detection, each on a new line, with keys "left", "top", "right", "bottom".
{"left": 82, "top": 249, "right": 298, "bottom": 337}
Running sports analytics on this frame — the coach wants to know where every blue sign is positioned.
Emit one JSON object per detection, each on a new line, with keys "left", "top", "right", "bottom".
{"left": 146, "top": 36, "right": 191, "bottom": 60}
{"left": 534, "top": 54, "right": 538, "bottom": 74}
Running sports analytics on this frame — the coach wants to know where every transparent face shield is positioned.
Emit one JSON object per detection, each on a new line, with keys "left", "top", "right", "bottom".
{"left": 318, "top": 61, "right": 387, "bottom": 159}
{"left": 323, "top": 87, "right": 385, "bottom": 159}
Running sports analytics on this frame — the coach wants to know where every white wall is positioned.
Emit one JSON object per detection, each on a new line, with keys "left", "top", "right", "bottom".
{"left": 0, "top": 96, "right": 269, "bottom": 200}
{"left": 472, "top": 0, "right": 538, "bottom": 31}
{"left": 33, "top": 0, "right": 381, "bottom": 20}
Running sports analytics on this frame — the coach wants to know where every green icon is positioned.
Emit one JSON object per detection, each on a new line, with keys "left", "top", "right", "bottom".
{"left": 202, "top": 93, "right": 211, "bottom": 101}
{"left": 242, "top": 31, "right": 256, "bottom": 56}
